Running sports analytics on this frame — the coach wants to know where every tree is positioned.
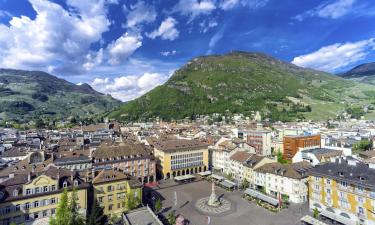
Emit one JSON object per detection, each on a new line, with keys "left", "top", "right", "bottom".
{"left": 154, "top": 198, "right": 162, "bottom": 213}
{"left": 167, "top": 211, "right": 176, "bottom": 225}
{"left": 241, "top": 179, "right": 249, "bottom": 189}
{"left": 69, "top": 188, "right": 84, "bottom": 225}
{"left": 50, "top": 189, "right": 71, "bottom": 225}
{"left": 125, "top": 190, "right": 140, "bottom": 211}
{"left": 86, "top": 199, "right": 106, "bottom": 225}
{"left": 313, "top": 208, "right": 319, "bottom": 219}
{"left": 353, "top": 140, "right": 372, "bottom": 152}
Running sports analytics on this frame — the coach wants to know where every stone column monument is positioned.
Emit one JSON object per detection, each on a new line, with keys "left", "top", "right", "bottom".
{"left": 208, "top": 182, "right": 220, "bottom": 206}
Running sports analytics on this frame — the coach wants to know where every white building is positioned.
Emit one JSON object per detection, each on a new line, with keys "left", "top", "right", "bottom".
{"left": 253, "top": 161, "right": 313, "bottom": 203}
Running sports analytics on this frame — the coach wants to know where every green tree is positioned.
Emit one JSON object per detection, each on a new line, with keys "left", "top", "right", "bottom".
{"left": 353, "top": 140, "right": 373, "bottom": 152}
{"left": 125, "top": 190, "right": 140, "bottom": 211}
{"left": 69, "top": 188, "right": 84, "bottom": 225}
{"left": 241, "top": 179, "right": 249, "bottom": 189}
{"left": 167, "top": 211, "right": 176, "bottom": 225}
{"left": 50, "top": 189, "right": 71, "bottom": 225}
{"left": 313, "top": 208, "right": 319, "bottom": 219}
{"left": 86, "top": 199, "right": 106, "bottom": 225}
{"left": 154, "top": 198, "right": 162, "bottom": 213}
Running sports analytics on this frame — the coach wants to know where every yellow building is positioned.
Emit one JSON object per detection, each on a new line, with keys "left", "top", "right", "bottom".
{"left": 153, "top": 139, "right": 209, "bottom": 179}
{"left": 92, "top": 169, "right": 142, "bottom": 218}
{"left": 0, "top": 166, "right": 88, "bottom": 225}
{"left": 309, "top": 158, "right": 375, "bottom": 225}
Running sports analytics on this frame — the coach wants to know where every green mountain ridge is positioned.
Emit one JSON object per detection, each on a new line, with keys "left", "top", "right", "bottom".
{"left": 0, "top": 69, "right": 121, "bottom": 123}
{"left": 109, "top": 51, "right": 375, "bottom": 122}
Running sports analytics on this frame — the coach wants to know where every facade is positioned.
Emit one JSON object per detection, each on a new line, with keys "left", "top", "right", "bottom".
{"left": 0, "top": 166, "right": 88, "bottom": 225}
{"left": 243, "top": 155, "right": 276, "bottom": 189}
{"left": 253, "top": 162, "right": 312, "bottom": 203}
{"left": 283, "top": 134, "right": 321, "bottom": 160}
{"left": 309, "top": 158, "right": 375, "bottom": 225}
{"left": 153, "top": 139, "right": 209, "bottom": 179}
{"left": 211, "top": 139, "right": 255, "bottom": 173}
{"left": 247, "top": 130, "right": 272, "bottom": 156}
{"left": 92, "top": 141, "right": 156, "bottom": 183}
{"left": 92, "top": 169, "right": 142, "bottom": 218}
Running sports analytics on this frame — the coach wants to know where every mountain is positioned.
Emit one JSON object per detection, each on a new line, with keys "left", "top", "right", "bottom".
{"left": 341, "top": 62, "right": 375, "bottom": 85}
{"left": 0, "top": 69, "right": 121, "bottom": 122}
{"left": 109, "top": 51, "right": 375, "bottom": 122}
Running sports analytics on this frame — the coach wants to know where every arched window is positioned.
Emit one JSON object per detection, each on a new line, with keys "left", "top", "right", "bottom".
{"left": 63, "top": 181, "right": 68, "bottom": 188}
{"left": 326, "top": 207, "right": 335, "bottom": 213}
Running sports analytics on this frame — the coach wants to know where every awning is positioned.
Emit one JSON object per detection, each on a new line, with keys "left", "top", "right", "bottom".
{"left": 244, "top": 188, "right": 279, "bottom": 206}
{"left": 211, "top": 174, "right": 224, "bottom": 181}
{"left": 220, "top": 180, "right": 236, "bottom": 189}
{"left": 300, "top": 215, "right": 328, "bottom": 225}
{"left": 198, "top": 171, "right": 212, "bottom": 176}
{"left": 320, "top": 210, "right": 355, "bottom": 225}
{"left": 174, "top": 174, "right": 195, "bottom": 181}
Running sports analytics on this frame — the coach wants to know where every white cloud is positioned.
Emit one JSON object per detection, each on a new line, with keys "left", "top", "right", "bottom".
{"left": 0, "top": 10, "right": 12, "bottom": 18}
{"left": 147, "top": 17, "right": 179, "bottom": 41}
{"left": 219, "top": 0, "right": 270, "bottom": 10}
{"left": 0, "top": 0, "right": 110, "bottom": 74}
{"left": 172, "top": 0, "right": 216, "bottom": 23}
{"left": 207, "top": 25, "right": 226, "bottom": 54}
{"left": 292, "top": 38, "right": 375, "bottom": 72}
{"left": 90, "top": 72, "right": 167, "bottom": 101}
{"left": 124, "top": 1, "right": 157, "bottom": 29}
{"left": 199, "top": 19, "right": 218, "bottom": 33}
{"left": 161, "top": 50, "right": 177, "bottom": 56}
{"left": 294, "top": 0, "right": 356, "bottom": 21}
{"left": 107, "top": 33, "right": 142, "bottom": 65}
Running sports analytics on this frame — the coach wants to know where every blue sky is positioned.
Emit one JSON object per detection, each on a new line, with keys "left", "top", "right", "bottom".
{"left": 0, "top": 0, "right": 374, "bottom": 101}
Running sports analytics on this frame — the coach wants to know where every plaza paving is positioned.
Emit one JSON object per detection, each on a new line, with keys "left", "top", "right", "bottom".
{"left": 151, "top": 180, "right": 309, "bottom": 225}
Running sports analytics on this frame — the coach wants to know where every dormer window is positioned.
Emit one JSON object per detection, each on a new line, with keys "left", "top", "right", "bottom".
{"left": 74, "top": 179, "right": 79, "bottom": 186}
{"left": 63, "top": 181, "right": 68, "bottom": 188}
{"left": 13, "top": 189, "right": 18, "bottom": 197}
{"left": 339, "top": 172, "right": 344, "bottom": 177}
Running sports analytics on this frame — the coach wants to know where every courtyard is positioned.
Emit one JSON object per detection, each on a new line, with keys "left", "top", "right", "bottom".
{"left": 149, "top": 179, "right": 310, "bottom": 225}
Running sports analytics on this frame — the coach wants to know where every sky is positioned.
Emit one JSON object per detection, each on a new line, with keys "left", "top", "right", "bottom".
{"left": 0, "top": 0, "right": 375, "bottom": 102}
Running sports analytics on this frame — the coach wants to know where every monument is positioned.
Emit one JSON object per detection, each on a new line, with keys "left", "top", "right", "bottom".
{"left": 195, "top": 182, "right": 232, "bottom": 215}
{"left": 208, "top": 182, "right": 220, "bottom": 206}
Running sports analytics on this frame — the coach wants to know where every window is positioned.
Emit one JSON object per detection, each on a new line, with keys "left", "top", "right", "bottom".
{"left": 98, "top": 197, "right": 103, "bottom": 203}
{"left": 108, "top": 195, "right": 113, "bottom": 202}
{"left": 35, "top": 187, "right": 40, "bottom": 193}
{"left": 358, "top": 206, "right": 364, "bottom": 215}
{"left": 117, "top": 203, "right": 121, "bottom": 209}
{"left": 51, "top": 185, "right": 56, "bottom": 191}
{"left": 24, "top": 214, "right": 30, "bottom": 221}
{"left": 51, "top": 209, "right": 56, "bottom": 215}
{"left": 108, "top": 205, "right": 113, "bottom": 211}
{"left": 43, "top": 186, "right": 48, "bottom": 192}
{"left": 340, "top": 181, "right": 348, "bottom": 188}
{"left": 63, "top": 181, "right": 68, "bottom": 188}
{"left": 51, "top": 198, "right": 56, "bottom": 204}
{"left": 34, "top": 201, "right": 39, "bottom": 208}
{"left": 326, "top": 179, "right": 331, "bottom": 184}
{"left": 43, "top": 210, "right": 48, "bottom": 217}
{"left": 315, "top": 176, "right": 320, "bottom": 181}
{"left": 358, "top": 196, "right": 364, "bottom": 204}
{"left": 34, "top": 212, "right": 39, "bottom": 219}
{"left": 26, "top": 189, "right": 31, "bottom": 195}
{"left": 107, "top": 185, "right": 113, "bottom": 192}
{"left": 25, "top": 202, "right": 30, "bottom": 209}
{"left": 15, "top": 204, "right": 20, "bottom": 211}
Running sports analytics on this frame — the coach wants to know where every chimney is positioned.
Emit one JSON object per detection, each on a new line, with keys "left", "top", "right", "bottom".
{"left": 28, "top": 172, "right": 31, "bottom": 182}
{"left": 57, "top": 172, "right": 60, "bottom": 180}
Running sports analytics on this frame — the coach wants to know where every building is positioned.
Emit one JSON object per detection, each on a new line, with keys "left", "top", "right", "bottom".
{"left": 283, "top": 134, "right": 321, "bottom": 160}
{"left": 122, "top": 206, "right": 163, "bottom": 225}
{"left": 254, "top": 161, "right": 313, "bottom": 203}
{"left": 243, "top": 154, "right": 276, "bottom": 189}
{"left": 292, "top": 148, "right": 343, "bottom": 166}
{"left": 0, "top": 165, "right": 88, "bottom": 225}
{"left": 92, "top": 169, "right": 142, "bottom": 218}
{"left": 211, "top": 139, "right": 255, "bottom": 173}
{"left": 92, "top": 141, "right": 156, "bottom": 183}
{"left": 309, "top": 157, "right": 375, "bottom": 225}
{"left": 153, "top": 139, "right": 209, "bottom": 179}
{"left": 247, "top": 129, "right": 272, "bottom": 156}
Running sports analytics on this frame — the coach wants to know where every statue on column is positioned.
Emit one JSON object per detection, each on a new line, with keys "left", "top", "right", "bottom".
{"left": 208, "top": 182, "right": 220, "bottom": 206}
